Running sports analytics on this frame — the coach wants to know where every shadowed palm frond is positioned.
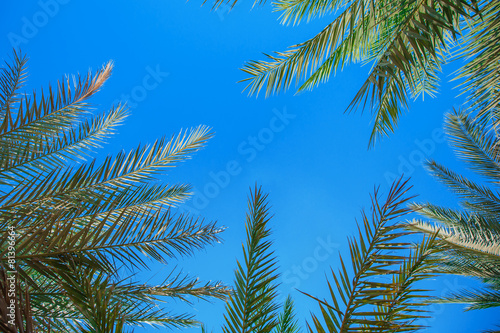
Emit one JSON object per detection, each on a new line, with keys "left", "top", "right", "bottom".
{"left": 0, "top": 265, "right": 35, "bottom": 333}
{"left": 29, "top": 267, "right": 229, "bottom": 332}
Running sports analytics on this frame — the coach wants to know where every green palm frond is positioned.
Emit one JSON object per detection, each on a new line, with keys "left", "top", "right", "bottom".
{"left": 456, "top": 0, "right": 500, "bottom": 119}
{"left": 0, "top": 60, "right": 113, "bottom": 160}
{"left": 241, "top": 0, "right": 373, "bottom": 97}
{"left": 275, "top": 0, "right": 348, "bottom": 26}
{"left": 304, "top": 177, "right": 439, "bottom": 332}
{"left": 222, "top": 186, "right": 281, "bottom": 333}
{"left": 444, "top": 109, "right": 500, "bottom": 182}
{"left": 0, "top": 50, "right": 28, "bottom": 121}
{"left": 5, "top": 207, "right": 223, "bottom": 277}
{"left": 426, "top": 160, "right": 500, "bottom": 216}
{"left": 274, "top": 296, "right": 300, "bottom": 333}
{"left": 240, "top": 0, "right": 479, "bottom": 146}
{"left": 0, "top": 125, "right": 212, "bottom": 220}
{"left": 410, "top": 202, "right": 500, "bottom": 232}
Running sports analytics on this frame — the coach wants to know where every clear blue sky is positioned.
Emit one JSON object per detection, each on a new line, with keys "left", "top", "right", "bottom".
{"left": 1, "top": 0, "right": 498, "bottom": 332}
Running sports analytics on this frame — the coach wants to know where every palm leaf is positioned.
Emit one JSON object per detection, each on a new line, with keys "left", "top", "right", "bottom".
{"left": 222, "top": 186, "right": 281, "bottom": 333}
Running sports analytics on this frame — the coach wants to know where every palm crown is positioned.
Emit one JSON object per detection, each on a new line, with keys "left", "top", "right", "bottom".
{"left": 0, "top": 51, "right": 229, "bottom": 332}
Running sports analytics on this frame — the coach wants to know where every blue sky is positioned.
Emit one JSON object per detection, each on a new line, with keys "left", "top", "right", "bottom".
{"left": 1, "top": 0, "right": 498, "bottom": 332}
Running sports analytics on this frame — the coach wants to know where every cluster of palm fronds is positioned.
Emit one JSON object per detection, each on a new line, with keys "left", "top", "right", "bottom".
{"left": 0, "top": 51, "right": 229, "bottom": 332}
{"left": 221, "top": 186, "right": 300, "bottom": 333}
{"left": 219, "top": 181, "right": 441, "bottom": 333}
{"left": 408, "top": 109, "right": 500, "bottom": 330}
{"left": 209, "top": 0, "right": 499, "bottom": 147}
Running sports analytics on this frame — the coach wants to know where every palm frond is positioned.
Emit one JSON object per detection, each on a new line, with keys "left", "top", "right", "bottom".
{"left": 222, "top": 186, "right": 281, "bottom": 333}
{"left": 444, "top": 109, "right": 500, "bottom": 182}
{"left": 275, "top": 0, "right": 349, "bottom": 26}
{"left": 4, "top": 208, "right": 224, "bottom": 274}
{"left": 0, "top": 265, "right": 34, "bottom": 333}
{"left": 0, "top": 125, "right": 212, "bottom": 219}
{"left": 0, "top": 61, "right": 112, "bottom": 158}
{"left": 438, "top": 287, "right": 500, "bottom": 310}
{"left": 410, "top": 202, "right": 500, "bottom": 232}
{"left": 456, "top": 0, "right": 500, "bottom": 119}
{"left": 0, "top": 104, "right": 128, "bottom": 187}
{"left": 411, "top": 110, "right": 500, "bottom": 326}
{"left": 407, "top": 219, "right": 500, "bottom": 265}
{"left": 239, "top": 0, "right": 483, "bottom": 145}
{"left": 426, "top": 160, "right": 500, "bottom": 216}
{"left": 241, "top": 0, "right": 372, "bottom": 97}
{"left": 205, "top": 0, "right": 265, "bottom": 10}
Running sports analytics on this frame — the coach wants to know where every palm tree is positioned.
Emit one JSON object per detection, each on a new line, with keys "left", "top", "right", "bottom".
{"left": 0, "top": 51, "right": 229, "bottom": 332}
{"left": 209, "top": 0, "right": 499, "bottom": 146}
{"left": 408, "top": 109, "right": 500, "bottom": 330}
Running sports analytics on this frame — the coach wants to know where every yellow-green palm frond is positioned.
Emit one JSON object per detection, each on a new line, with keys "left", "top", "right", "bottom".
{"left": 410, "top": 109, "right": 500, "bottom": 328}
{"left": 241, "top": 0, "right": 374, "bottom": 97}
